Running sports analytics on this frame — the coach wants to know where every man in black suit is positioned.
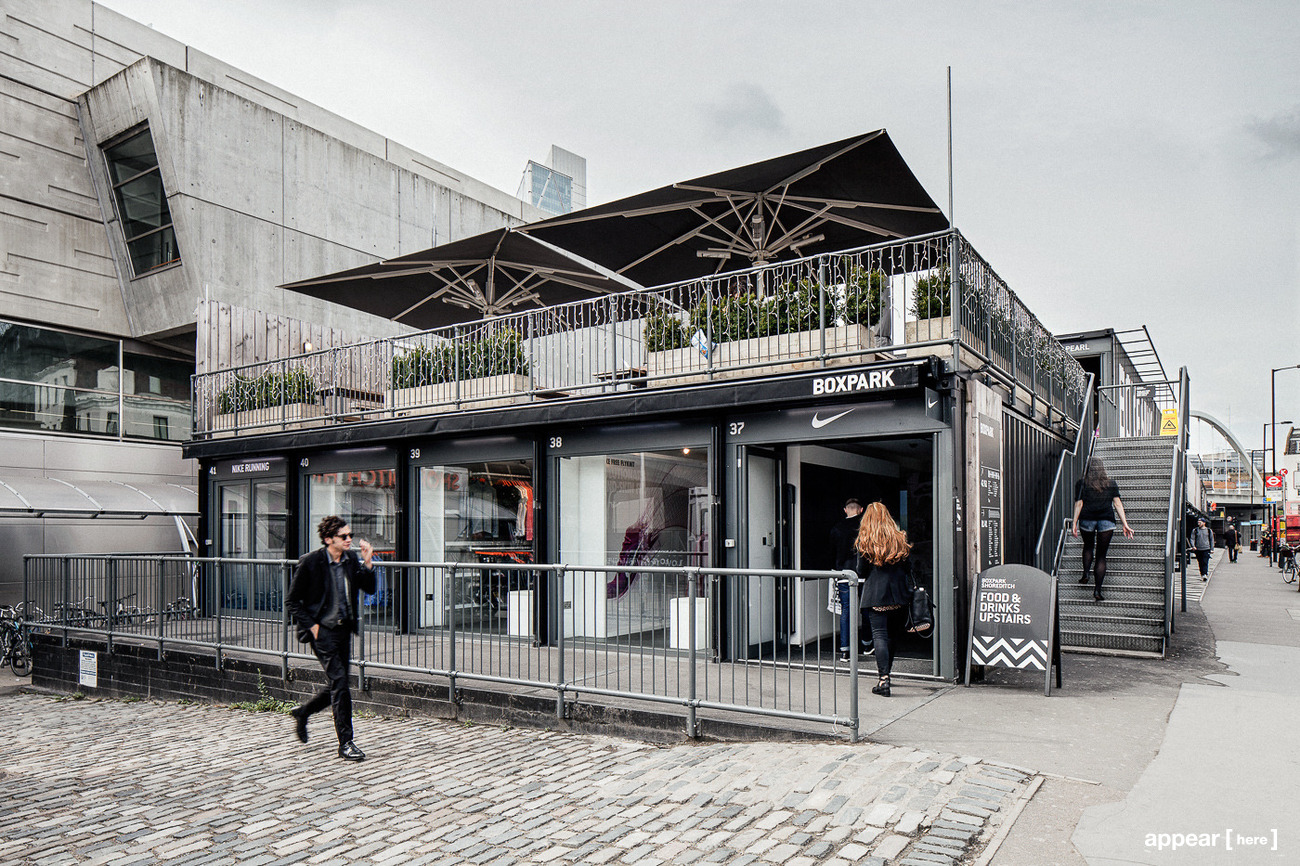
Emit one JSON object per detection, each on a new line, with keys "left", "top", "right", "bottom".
{"left": 287, "top": 515, "right": 376, "bottom": 761}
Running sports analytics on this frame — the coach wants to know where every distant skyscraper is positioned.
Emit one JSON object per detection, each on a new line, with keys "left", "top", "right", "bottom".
{"left": 520, "top": 146, "right": 587, "bottom": 215}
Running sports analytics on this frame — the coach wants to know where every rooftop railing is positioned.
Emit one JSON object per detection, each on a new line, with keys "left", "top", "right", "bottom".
{"left": 191, "top": 230, "right": 1087, "bottom": 439}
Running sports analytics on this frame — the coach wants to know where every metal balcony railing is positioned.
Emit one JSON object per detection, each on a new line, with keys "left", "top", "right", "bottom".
{"left": 191, "top": 230, "right": 1088, "bottom": 439}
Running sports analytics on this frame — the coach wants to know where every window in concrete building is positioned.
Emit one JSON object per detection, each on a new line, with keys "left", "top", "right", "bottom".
{"left": 104, "top": 126, "right": 180, "bottom": 276}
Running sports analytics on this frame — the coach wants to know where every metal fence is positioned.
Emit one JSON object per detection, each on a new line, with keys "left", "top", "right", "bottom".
{"left": 25, "top": 555, "right": 878, "bottom": 740}
{"left": 191, "top": 230, "right": 1088, "bottom": 438}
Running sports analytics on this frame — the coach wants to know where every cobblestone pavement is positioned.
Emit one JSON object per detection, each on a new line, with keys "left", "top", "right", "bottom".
{"left": 0, "top": 692, "right": 1036, "bottom": 865}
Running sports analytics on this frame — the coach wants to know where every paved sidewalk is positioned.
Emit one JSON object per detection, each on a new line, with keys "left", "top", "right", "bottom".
{"left": 1070, "top": 546, "right": 1300, "bottom": 865}
{"left": 0, "top": 691, "right": 1032, "bottom": 866}
{"left": 6, "top": 545, "right": 1292, "bottom": 865}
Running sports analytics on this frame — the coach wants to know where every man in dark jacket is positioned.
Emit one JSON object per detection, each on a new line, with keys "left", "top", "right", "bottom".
{"left": 830, "top": 498, "right": 864, "bottom": 570}
{"left": 287, "top": 515, "right": 376, "bottom": 761}
{"left": 828, "top": 498, "right": 869, "bottom": 659}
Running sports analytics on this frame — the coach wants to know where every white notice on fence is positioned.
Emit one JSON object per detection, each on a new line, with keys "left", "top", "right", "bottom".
{"left": 79, "top": 650, "right": 97, "bottom": 688}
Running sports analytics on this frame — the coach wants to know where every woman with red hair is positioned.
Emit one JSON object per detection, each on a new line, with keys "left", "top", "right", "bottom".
{"left": 854, "top": 502, "right": 914, "bottom": 697}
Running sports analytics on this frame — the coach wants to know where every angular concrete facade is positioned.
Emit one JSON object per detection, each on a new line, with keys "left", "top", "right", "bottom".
{"left": 0, "top": 0, "right": 545, "bottom": 604}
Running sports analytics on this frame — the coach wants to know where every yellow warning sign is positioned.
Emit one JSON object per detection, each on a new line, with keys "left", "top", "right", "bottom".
{"left": 1160, "top": 409, "right": 1178, "bottom": 436}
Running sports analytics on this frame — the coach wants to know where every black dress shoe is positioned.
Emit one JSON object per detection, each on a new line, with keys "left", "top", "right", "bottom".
{"left": 338, "top": 741, "right": 365, "bottom": 761}
{"left": 291, "top": 709, "right": 308, "bottom": 744}
{"left": 1078, "top": 574, "right": 1090, "bottom": 584}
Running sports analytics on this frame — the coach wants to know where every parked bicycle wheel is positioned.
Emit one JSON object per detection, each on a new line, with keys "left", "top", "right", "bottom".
{"left": 8, "top": 634, "right": 31, "bottom": 676}
{"left": 1286, "top": 562, "right": 1298, "bottom": 584}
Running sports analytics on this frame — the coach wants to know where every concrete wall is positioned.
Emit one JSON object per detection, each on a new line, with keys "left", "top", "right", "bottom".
{"left": 3, "top": 0, "right": 546, "bottom": 345}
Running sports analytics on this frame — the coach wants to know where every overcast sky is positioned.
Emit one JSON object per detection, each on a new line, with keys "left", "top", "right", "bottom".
{"left": 99, "top": 0, "right": 1300, "bottom": 456}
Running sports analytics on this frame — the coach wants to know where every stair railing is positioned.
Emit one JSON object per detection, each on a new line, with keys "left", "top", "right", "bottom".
{"left": 1035, "top": 373, "right": 1097, "bottom": 574}
{"left": 1166, "top": 367, "right": 1190, "bottom": 636}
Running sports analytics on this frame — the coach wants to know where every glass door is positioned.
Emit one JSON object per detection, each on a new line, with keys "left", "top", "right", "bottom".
{"left": 739, "top": 446, "right": 784, "bottom": 656}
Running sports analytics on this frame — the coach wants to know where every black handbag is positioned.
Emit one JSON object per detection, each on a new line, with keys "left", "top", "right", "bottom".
{"left": 906, "top": 575, "right": 935, "bottom": 636}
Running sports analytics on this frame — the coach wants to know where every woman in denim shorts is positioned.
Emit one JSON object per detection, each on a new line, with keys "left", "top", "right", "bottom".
{"left": 1071, "top": 457, "right": 1134, "bottom": 601}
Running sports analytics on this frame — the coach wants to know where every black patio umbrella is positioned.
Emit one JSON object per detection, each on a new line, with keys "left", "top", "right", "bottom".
{"left": 519, "top": 130, "right": 950, "bottom": 287}
{"left": 281, "top": 228, "right": 644, "bottom": 330}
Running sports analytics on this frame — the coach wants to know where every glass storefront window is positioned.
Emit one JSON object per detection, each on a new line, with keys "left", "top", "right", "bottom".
{"left": 308, "top": 468, "right": 398, "bottom": 617}
{"left": 216, "top": 478, "right": 287, "bottom": 615}
{"left": 416, "top": 458, "right": 534, "bottom": 628}
{"left": 558, "top": 448, "right": 709, "bottom": 640}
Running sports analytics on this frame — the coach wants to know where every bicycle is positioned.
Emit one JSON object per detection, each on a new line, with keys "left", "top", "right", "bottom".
{"left": 0, "top": 617, "right": 32, "bottom": 676}
{"left": 53, "top": 597, "right": 106, "bottom": 629}
{"left": 99, "top": 593, "right": 156, "bottom": 629}
{"left": 163, "top": 596, "right": 198, "bottom": 621}
{"left": 1284, "top": 556, "right": 1297, "bottom": 585}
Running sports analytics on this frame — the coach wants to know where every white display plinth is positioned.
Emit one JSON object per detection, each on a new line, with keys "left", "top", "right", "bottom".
{"left": 669, "top": 597, "right": 711, "bottom": 650}
{"left": 508, "top": 590, "right": 534, "bottom": 637}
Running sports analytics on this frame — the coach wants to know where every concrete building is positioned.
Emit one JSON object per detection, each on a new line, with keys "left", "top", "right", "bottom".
{"left": 518, "top": 145, "right": 587, "bottom": 215}
{"left": 0, "top": 0, "right": 545, "bottom": 604}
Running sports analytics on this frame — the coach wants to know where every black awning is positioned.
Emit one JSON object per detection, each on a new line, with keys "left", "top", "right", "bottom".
{"left": 281, "top": 228, "right": 643, "bottom": 330}
{"left": 519, "top": 130, "right": 949, "bottom": 287}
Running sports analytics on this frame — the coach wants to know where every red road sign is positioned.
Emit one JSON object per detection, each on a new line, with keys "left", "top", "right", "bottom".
{"left": 1283, "top": 469, "right": 1290, "bottom": 476}
{"left": 1266, "top": 475, "right": 1283, "bottom": 488}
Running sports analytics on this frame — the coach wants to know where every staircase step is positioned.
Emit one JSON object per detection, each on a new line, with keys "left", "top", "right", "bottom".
{"left": 1057, "top": 583, "right": 1165, "bottom": 602}
{"left": 1060, "top": 611, "right": 1165, "bottom": 636}
{"left": 1062, "top": 629, "right": 1165, "bottom": 655}
{"left": 1061, "top": 599, "right": 1164, "bottom": 620}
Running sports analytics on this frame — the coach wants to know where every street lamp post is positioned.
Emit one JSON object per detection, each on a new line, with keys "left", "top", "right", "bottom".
{"left": 1271, "top": 364, "right": 1300, "bottom": 566}
{"left": 1248, "top": 444, "right": 1258, "bottom": 546}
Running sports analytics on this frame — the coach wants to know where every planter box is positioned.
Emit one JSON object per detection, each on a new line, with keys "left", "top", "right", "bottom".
{"left": 386, "top": 373, "right": 529, "bottom": 413}
{"left": 904, "top": 315, "right": 953, "bottom": 344}
{"left": 647, "top": 323, "right": 883, "bottom": 386}
{"left": 211, "top": 402, "right": 325, "bottom": 435}
{"left": 902, "top": 315, "right": 955, "bottom": 360}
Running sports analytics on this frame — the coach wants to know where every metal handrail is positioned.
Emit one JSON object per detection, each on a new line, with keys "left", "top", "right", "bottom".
{"left": 1034, "top": 373, "right": 1097, "bottom": 573}
{"left": 191, "top": 230, "right": 1090, "bottom": 439}
{"left": 24, "top": 554, "right": 891, "bottom": 741}
{"left": 1166, "top": 367, "right": 1190, "bottom": 629}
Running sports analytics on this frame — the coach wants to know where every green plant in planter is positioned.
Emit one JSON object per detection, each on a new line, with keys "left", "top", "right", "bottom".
{"left": 390, "top": 330, "right": 529, "bottom": 388}
{"left": 689, "top": 292, "right": 765, "bottom": 343}
{"left": 911, "top": 269, "right": 952, "bottom": 320}
{"left": 217, "top": 367, "right": 316, "bottom": 413}
{"left": 767, "top": 278, "right": 837, "bottom": 336}
{"left": 643, "top": 310, "right": 689, "bottom": 352}
{"left": 843, "top": 268, "right": 887, "bottom": 328}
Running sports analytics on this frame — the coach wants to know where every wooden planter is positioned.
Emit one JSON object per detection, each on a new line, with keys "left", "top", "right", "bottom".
{"left": 210, "top": 402, "right": 325, "bottom": 435}
{"left": 647, "top": 323, "right": 882, "bottom": 386}
{"left": 386, "top": 373, "right": 529, "bottom": 414}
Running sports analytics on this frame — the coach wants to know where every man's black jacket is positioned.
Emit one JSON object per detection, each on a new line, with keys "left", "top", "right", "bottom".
{"left": 286, "top": 547, "right": 377, "bottom": 643}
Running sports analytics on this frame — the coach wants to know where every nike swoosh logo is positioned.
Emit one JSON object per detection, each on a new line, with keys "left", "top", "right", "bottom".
{"left": 811, "top": 409, "right": 854, "bottom": 429}
{"left": 928, "top": 397, "right": 938, "bottom": 409}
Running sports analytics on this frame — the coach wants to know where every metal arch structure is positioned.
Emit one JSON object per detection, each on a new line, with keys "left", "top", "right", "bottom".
{"left": 1189, "top": 409, "right": 1264, "bottom": 492}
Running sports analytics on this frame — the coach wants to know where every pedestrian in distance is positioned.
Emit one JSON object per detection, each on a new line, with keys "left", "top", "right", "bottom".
{"left": 828, "top": 498, "right": 869, "bottom": 662}
{"left": 1071, "top": 457, "right": 1135, "bottom": 602}
{"left": 286, "top": 515, "right": 376, "bottom": 761}
{"left": 1189, "top": 517, "right": 1214, "bottom": 580}
{"left": 1224, "top": 519, "right": 1239, "bottom": 563}
{"left": 854, "top": 501, "right": 915, "bottom": 698}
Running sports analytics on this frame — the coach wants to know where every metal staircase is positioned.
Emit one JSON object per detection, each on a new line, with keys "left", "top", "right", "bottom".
{"left": 1058, "top": 436, "right": 1178, "bottom": 655}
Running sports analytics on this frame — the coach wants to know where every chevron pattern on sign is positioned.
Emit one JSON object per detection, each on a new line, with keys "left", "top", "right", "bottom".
{"left": 972, "top": 636, "right": 1049, "bottom": 670}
